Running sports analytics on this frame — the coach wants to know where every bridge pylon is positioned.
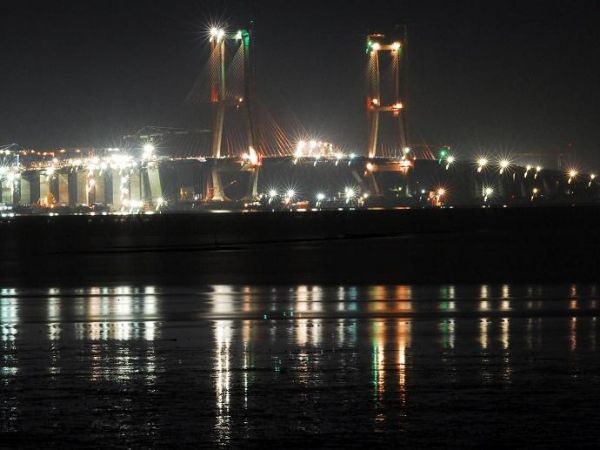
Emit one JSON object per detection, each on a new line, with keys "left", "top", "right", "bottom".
{"left": 366, "top": 33, "right": 408, "bottom": 158}
{"left": 208, "top": 27, "right": 259, "bottom": 202}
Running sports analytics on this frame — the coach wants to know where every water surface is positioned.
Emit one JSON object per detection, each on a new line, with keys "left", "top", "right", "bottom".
{"left": 1, "top": 284, "right": 600, "bottom": 447}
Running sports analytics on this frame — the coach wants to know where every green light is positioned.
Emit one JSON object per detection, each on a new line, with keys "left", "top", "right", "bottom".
{"left": 438, "top": 146, "right": 450, "bottom": 163}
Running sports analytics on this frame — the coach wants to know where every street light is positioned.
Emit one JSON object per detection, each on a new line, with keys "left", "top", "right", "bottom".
{"left": 498, "top": 159, "right": 510, "bottom": 174}
{"left": 477, "top": 157, "right": 488, "bottom": 173}
{"left": 483, "top": 187, "right": 493, "bottom": 203}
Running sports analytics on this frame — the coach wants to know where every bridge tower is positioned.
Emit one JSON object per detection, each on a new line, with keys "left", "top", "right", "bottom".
{"left": 366, "top": 33, "right": 408, "bottom": 158}
{"left": 208, "top": 27, "right": 259, "bottom": 201}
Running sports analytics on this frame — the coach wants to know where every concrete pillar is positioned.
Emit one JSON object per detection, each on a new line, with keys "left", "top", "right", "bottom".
{"left": 1, "top": 180, "right": 13, "bottom": 204}
{"left": 58, "top": 173, "right": 69, "bottom": 205}
{"left": 19, "top": 176, "right": 31, "bottom": 205}
{"left": 93, "top": 173, "right": 106, "bottom": 204}
{"left": 211, "top": 168, "right": 227, "bottom": 201}
{"left": 76, "top": 170, "right": 88, "bottom": 205}
{"left": 40, "top": 174, "right": 51, "bottom": 204}
{"left": 130, "top": 169, "right": 142, "bottom": 203}
{"left": 112, "top": 169, "right": 124, "bottom": 210}
{"left": 147, "top": 164, "right": 162, "bottom": 204}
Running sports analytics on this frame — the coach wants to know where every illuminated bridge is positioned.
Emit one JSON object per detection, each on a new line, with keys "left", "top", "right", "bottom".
{"left": 0, "top": 27, "right": 598, "bottom": 214}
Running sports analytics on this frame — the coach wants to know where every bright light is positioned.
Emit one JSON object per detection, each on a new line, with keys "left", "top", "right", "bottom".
{"left": 286, "top": 189, "right": 296, "bottom": 200}
{"left": 391, "top": 42, "right": 401, "bottom": 51}
{"left": 477, "top": 157, "right": 488, "bottom": 173}
{"left": 268, "top": 189, "right": 278, "bottom": 199}
{"left": 366, "top": 162, "right": 374, "bottom": 171}
{"left": 567, "top": 169, "right": 578, "bottom": 183}
{"left": 372, "top": 98, "right": 380, "bottom": 106}
{"left": 498, "top": 159, "right": 510, "bottom": 174}
{"left": 591, "top": 174, "right": 597, "bottom": 180}
{"left": 403, "top": 147, "right": 411, "bottom": 154}
{"left": 209, "top": 27, "right": 225, "bottom": 42}
{"left": 532, "top": 188, "right": 539, "bottom": 194}
{"left": 244, "top": 146, "right": 258, "bottom": 165}
{"left": 46, "top": 167, "right": 55, "bottom": 176}
{"left": 393, "top": 102, "right": 403, "bottom": 110}
{"left": 484, "top": 187, "right": 494, "bottom": 196}
{"left": 372, "top": 42, "right": 381, "bottom": 51}
{"left": 235, "top": 30, "right": 242, "bottom": 40}
{"left": 344, "top": 187, "right": 356, "bottom": 200}
{"left": 446, "top": 155, "right": 455, "bottom": 164}
{"left": 437, "top": 188, "right": 446, "bottom": 196}
{"left": 142, "top": 143, "right": 155, "bottom": 159}
{"left": 536, "top": 166, "right": 542, "bottom": 172}
{"left": 316, "top": 192, "right": 326, "bottom": 201}
{"left": 294, "top": 140, "right": 306, "bottom": 158}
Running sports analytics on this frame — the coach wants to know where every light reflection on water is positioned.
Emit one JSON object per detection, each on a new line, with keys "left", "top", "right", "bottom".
{"left": 0, "top": 284, "right": 599, "bottom": 444}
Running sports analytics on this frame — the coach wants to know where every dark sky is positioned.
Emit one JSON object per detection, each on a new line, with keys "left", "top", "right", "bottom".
{"left": 1, "top": 0, "right": 599, "bottom": 166}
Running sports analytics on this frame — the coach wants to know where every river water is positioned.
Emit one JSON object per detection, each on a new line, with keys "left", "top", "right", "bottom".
{"left": 1, "top": 284, "right": 600, "bottom": 447}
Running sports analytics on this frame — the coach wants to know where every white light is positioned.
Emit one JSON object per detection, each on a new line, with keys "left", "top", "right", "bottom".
{"left": 316, "top": 193, "right": 326, "bottom": 201}
{"left": 344, "top": 187, "right": 356, "bottom": 200}
{"left": 372, "top": 42, "right": 381, "bottom": 51}
{"left": 286, "top": 189, "right": 295, "bottom": 199}
{"left": 268, "top": 189, "right": 277, "bottom": 198}
{"left": 392, "top": 42, "right": 401, "bottom": 51}
{"left": 446, "top": 155, "right": 455, "bottom": 164}
{"left": 143, "top": 143, "right": 155, "bottom": 159}
{"left": 484, "top": 187, "right": 494, "bottom": 196}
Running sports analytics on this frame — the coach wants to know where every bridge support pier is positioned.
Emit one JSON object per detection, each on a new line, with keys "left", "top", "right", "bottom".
{"left": 1, "top": 179, "right": 14, "bottom": 204}
{"left": 58, "top": 173, "right": 69, "bottom": 205}
{"left": 19, "top": 176, "right": 32, "bottom": 205}
{"left": 146, "top": 163, "right": 163, "bottom": 205}
{"left": 245, "top": 169, "right": 259, "bottom": 200}
{"left": 76, "top": 170, "right": 88, "bottom": 205}
{"left": 39, "top": 173, "right": 52, "bottom": 204}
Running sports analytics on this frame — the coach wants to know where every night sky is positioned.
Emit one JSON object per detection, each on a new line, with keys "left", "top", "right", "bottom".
{"left": 1, "top": 0, "right": 599, "bottom": 167}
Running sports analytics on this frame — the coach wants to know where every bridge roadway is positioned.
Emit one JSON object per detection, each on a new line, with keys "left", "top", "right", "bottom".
{"left": 0, "top": 155, "right": 599, "bottom": 211}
